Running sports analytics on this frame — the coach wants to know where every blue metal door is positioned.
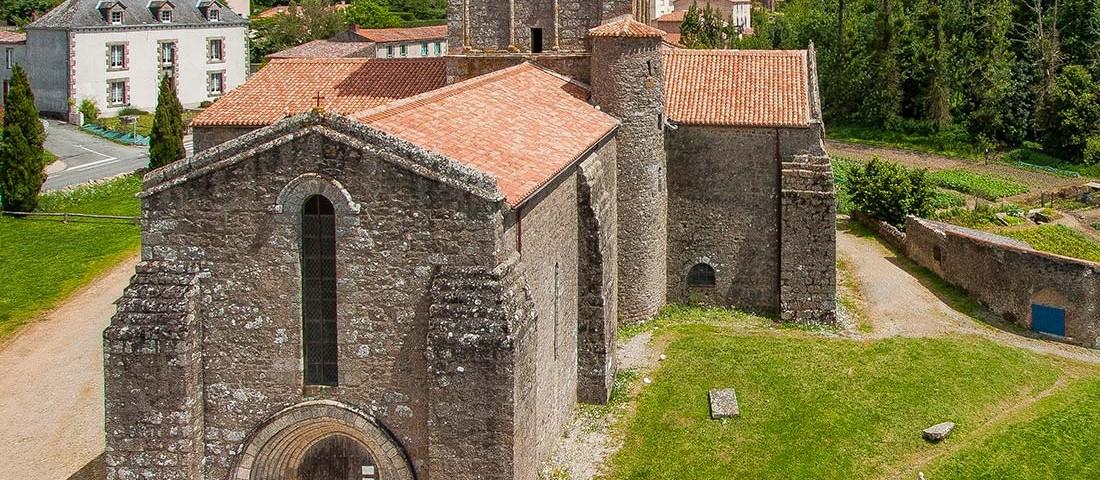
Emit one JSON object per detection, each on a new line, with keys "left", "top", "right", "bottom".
{"left": 1031, "top": 304, "right": 1066, "bottom": 336}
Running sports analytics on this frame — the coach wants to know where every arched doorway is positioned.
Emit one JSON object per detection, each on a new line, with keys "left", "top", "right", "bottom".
{"left": 233, "top": 401, "right": 415, "bottom": 480}
{"left": 298, "top": 434, "right": 376, "bottom": 480}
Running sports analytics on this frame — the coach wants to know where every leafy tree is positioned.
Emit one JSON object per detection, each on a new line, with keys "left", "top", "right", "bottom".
{"left": 345, "top": 0, "right": 402, "bottom": 27}
{"left": 249, "top": 0, "right": 349, "bottom": 62}
{"left": 1041, "top": 65, "right": 1100, "bottom": 162}
{"left": 0, "top": 64, "right": 45, "bottom": 212}
{"left": 680, "top": 1, "right": 702, "bottom": 47}
{"left": 148, "top": 75, "right": 185, "bottom": 170}
{"left": 847, "top": 157, "right": 935, "bottom": 227}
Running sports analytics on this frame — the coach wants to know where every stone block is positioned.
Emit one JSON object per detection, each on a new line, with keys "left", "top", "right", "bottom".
{"left": 708, "top": 388, "right": 740, "bottom": 419}
{"left": 922, "top": 421, "right": 955, "bottom": 442}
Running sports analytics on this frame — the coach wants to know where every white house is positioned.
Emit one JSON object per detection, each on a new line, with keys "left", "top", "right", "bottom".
{"left": 24, "top": 0, "right": 249, "bottom": 122}
{"left": 0, "top": 31, "right": 27, "bottom": 99}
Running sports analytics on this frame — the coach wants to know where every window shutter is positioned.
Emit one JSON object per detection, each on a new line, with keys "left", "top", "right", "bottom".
{"left": 122, "top": 44, "right": 128, "bottom": 68}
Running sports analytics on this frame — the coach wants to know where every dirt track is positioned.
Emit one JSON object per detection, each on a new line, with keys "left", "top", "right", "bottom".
{"left": 837, "top": 223, "right": 1100, "bottom": 364}
{"left": 0, "top": 254, "right": 137, "bottom": 480}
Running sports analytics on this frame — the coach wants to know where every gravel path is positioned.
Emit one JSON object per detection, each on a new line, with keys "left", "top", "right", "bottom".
{"left": 0, "top": 254, "right": 137, "bottom": 480}
{"left": 837, "top": 226, "right": 1100, "bottom": 364}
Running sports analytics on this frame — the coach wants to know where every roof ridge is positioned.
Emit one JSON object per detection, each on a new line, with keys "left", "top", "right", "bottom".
{"left": 355, "top": 63, "right": 535, "bottom": 123}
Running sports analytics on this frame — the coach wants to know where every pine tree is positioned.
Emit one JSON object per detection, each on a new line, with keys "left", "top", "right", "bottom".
{"left": 0, "top": 64, "right": 45, "bottom": 212}
{"left": 681, "top": 0, "right": 702, "bottom": 47}
{"left": 148, "top": 74, "right": 185, "bottom": 170}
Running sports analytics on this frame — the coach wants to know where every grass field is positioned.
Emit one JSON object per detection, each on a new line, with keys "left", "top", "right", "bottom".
{"left": 0, "top": 174, "right": 141, "bottom": 339}
{"left": 827, "top": 124, "right": 982, "bottom": 160}
{"left": 93, "top": 110, "right": 201, "bottom": 137}
{"left": 608, "top": 310, "right": 1100, "bottom": 480}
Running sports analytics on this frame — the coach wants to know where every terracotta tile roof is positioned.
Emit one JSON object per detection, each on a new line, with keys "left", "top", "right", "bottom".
{"left": 0, "top": 31, "right": 25, "bottom": 43}
{"left": 355, "top": 63, "right": 618, "bottom": 206}
{"left": 589, "top": 17, "right": 666, "bottom": 38}
{"left": 267, "top": 39, "right": 374, "bottom": 59}
{"left": 663, "top": 49, "right": 809, "bottom": 127}
{"left": 353, "top": 25, "right": 446, "bottom": 43}
{"left": 192, "top": 57, "right": 446, "bottom": 127}
{"left": 663, "top": 32, "right": 684, "bottom": 46}
{"left": 656, "top": 10, "right": 685, "bottom": 22}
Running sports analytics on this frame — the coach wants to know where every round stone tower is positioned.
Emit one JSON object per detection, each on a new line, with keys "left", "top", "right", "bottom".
{"left": 589, "top": 17, "right": 667, "bottom": 324}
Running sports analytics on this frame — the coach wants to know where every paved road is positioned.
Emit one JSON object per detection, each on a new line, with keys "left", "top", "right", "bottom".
{"left": 0, "top": 255, "right": 138, "bottom": 480}
{"left": 42, "top": 120, "right": 148, "bottom": 191}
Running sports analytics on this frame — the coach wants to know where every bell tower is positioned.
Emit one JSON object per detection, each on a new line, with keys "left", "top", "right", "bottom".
{"left": 444, "top": 0, "right": 637, "bottom": 83}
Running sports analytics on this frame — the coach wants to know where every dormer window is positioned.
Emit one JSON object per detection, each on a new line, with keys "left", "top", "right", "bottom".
{"left": 196, "top": 0, "right": 222, "bottom": 21}
{"left": 160, "top": 8, "right": 171, "bottom": 21}
{"left": 98, "top": 0, "right": 126, "bottom": 23}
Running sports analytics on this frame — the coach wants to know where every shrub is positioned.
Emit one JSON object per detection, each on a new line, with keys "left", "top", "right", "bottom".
{"left": 78, "top": 98, "right": 99, "bottom": 124}
{"left": 198, "top": 100, "right": 214, "bottom": 108}
{"left": 847, "top": 156, "right": 936, "bottom": 228}
{"left": 116, "top": 107, "right": 149, "bottom": 117}
{"left": 1084, "top": 134, "right": 1100, "bottom": 165}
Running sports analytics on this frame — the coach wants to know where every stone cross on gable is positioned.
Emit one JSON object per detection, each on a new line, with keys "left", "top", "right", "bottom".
{"left": 312, "top": 91, "right": 326, "bottom": 113}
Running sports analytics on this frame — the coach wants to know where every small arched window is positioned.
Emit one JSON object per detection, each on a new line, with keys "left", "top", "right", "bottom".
{"left": 301, "top": 195, "right": 338, "bottom": 386}
{"left": 687, "top": 263, "right": 716, "bottom": 287}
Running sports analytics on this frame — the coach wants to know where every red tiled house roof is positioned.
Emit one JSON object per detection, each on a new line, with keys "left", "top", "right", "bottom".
{"left": 191, "top": 58, "right": 446, "bottom": 127}
{"left": 267, "top": 39, "right": 375, "bottom": 59}
{"left": 663, "top": 49, "right": 809, "bottom": 128}
{"left": 353, "top": 25, "right": 446, "bottom": 43}
{"left": 355, "top": 63, "right": 618, "bottom": 206}
{"left": 0, "top": 30, "right": 26, "bottom": 43}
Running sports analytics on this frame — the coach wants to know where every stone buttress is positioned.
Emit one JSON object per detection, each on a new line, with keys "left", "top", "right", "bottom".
{"left": 103, "top": 261, "right": 205, "bottom": 480}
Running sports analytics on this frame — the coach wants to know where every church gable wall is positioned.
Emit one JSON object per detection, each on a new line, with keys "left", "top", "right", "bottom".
{"left": 139, "top": 131, "right": 503, "bottom": 480}
{"left": 666, "top": 126, "right": 782, "bottom": 310}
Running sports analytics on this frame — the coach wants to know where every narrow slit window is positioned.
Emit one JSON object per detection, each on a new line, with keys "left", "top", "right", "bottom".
{"left": 302, "top": 195, "right": 338, "bottom": 386}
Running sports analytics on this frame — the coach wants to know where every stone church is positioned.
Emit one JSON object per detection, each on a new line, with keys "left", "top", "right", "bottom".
{"left": 103, "top": 1, "right": 835, "bottom": 479}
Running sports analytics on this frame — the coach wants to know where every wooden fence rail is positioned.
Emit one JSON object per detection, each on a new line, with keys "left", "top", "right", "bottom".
{"left": 2, "top": 211, "right": 140, "bottom": 224}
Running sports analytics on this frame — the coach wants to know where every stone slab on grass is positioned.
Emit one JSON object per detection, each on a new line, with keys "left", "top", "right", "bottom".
{"left": 709, "top": 388, "right": 740, "bottom": 419}
{"left": 922, "top": 421, "right": 955, "bottom": 442}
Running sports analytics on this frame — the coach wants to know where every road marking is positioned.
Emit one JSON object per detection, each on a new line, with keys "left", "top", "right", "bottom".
{"left": 65, "top": 145, "right": 118, "bottom": 172}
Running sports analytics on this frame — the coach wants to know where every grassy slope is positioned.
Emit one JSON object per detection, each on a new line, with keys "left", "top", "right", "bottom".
{"left": 610, "top": 318, "right": 1083, "bottom": 480}
{"left": 926, "top": 376, "right": 1100, "bottom": 479}
{"left": 0, "top": 174, "right": 141, "bottom": 338}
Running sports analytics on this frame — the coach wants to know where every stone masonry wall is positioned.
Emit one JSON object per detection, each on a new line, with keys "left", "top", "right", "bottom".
{"left": 665, "top": 127, "right": 780, "bottom": 309}
{"left": 104, "top": 262, "right": 204, "bottom": 480}
{"left": 577, "top": 141, "right": 618, "bottom": 404}
{"left": 446, "top": 0, "right": 629, "bottom": 53}
{"left": 591, "top": 34, "right": 667, "bottom": 324}
{"left": 779, "top": 154, "right": 836, "bottom": 324}
{"left": 906, "top": 218, "right": 1100, "bottom": 347}
{"left": 445, "top": 53, "right": 591, "bottom": 84}
{"left": 500, "top": 160, "right": 583, "bottom": 471}
{"left": 137, "top": 120, "right": 504, "bottom": 480}
{"left": 192, "top": 125, "right": 258, "bottom": 153}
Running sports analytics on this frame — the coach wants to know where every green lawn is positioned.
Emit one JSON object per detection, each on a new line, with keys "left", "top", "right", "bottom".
{"left": 0, "top": 174, "right": 142, "bottom": 339}
{"left": 609, "top": 310, "right": 1100, "bottom": 479}
{"left": 93, "top": 110, "right": 201, "bottom": 138}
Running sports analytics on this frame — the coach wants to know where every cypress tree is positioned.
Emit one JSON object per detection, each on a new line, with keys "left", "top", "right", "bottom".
{"left": 148, "top": 74, "right": 185, "bottom": 170}
{"left": 0, "top": 64, "right": 45, "bottom": 212}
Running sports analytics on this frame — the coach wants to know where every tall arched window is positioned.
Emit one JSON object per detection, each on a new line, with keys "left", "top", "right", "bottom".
{"left": 687, "top": 263, "right": 716, "bottom": 287}
{"left": 302, "top": 195, "right": 338, "bottom": 386}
